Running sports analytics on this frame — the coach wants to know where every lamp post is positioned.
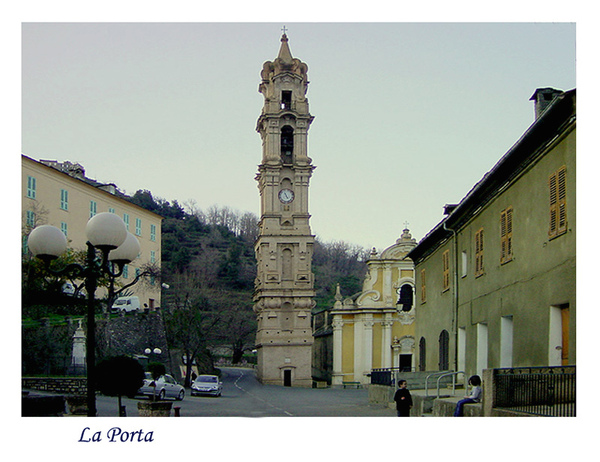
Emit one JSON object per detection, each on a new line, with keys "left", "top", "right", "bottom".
{"left": 145, "top": 347, "right": 162, "bottom": 357}
{"left": 144, "top": 347, "right": 163, "bottom": 398}
{"left": 27, "top": 212, "right": 140, "bottom": 417}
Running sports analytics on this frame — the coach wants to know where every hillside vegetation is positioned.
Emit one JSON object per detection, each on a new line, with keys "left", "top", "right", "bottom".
{"left": 128, "top": 190, "right": 368, "bottom": 343}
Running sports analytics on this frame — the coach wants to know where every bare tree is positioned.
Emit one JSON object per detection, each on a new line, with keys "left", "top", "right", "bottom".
{"left": 163, "top": 270, "right": 221, "bottom": 386}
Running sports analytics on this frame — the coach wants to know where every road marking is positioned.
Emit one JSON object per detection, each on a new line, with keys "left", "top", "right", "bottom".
{"left": 232, "top": 369, "right": 294, "bottom": 416}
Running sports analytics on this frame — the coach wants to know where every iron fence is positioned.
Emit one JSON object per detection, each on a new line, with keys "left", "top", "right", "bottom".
{"left": 370, "top": 367, "right": 414, "bottom": 386}
{"left": 370, "top": 368, "right": 396, "bottom": 386}
{"left": 494, "top": 366, "right": 576, "bottom": 417}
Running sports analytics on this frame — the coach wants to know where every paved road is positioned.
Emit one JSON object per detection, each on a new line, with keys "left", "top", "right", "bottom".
{"left": 96, "top": 367, "right": 395, "bottom": 417}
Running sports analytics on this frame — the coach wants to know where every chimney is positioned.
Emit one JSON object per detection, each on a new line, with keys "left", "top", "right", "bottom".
{"left": 529, "top": 88, "right": 563, "bottom": 119}
{"left": 444, "top": 204, "right": 458, "bottom": 215}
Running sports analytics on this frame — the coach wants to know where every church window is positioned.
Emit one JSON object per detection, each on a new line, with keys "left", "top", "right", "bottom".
{"left": 281, "top": 126, "right": 294, "bottom": 164}
{"left": 397, "top": 284, "right": 413, "bottom": 311}
{"left": 281, "top": 91, "right": 292, "bottom": 110}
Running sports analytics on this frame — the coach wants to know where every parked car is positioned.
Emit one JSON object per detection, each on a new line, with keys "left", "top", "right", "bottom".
{"left": 191, "top": 375, "right": 223, "bottom": 397}
{"left": 138, "top": 373, "right": 185, "bottom": 401}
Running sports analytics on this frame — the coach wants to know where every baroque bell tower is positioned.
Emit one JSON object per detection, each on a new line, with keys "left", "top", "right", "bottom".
{"left": 253, "top": 32, "right": 315, "bottom": 387}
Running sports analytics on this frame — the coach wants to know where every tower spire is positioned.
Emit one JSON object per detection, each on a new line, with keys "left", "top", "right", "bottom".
{"left": 277, "top": 28, "right": 294, "bottom": 63}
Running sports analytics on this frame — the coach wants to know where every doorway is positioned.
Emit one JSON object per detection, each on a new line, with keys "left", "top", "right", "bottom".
{"left": 283, "top": 369, "right": 292, "bottom": 387}
{"left": 549, "top": 304, "right": 570, "bottom": 366}
{"left": 399, "top": 354, "right": 412, "bottom": 372}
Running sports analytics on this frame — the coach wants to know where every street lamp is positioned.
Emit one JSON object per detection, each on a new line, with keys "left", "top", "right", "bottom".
{"left": 144, "top": 347, "right": 162, "bottom": 356}
{"left": 27, "top": 212, "right": 140, "bottom": 416}
{"left": 144, "top": 347, "right": 163, "bottom": 400}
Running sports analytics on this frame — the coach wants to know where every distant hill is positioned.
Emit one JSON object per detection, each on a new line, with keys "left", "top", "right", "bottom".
{"left": 127, "top": 189, "right": 368, "bottom": 322}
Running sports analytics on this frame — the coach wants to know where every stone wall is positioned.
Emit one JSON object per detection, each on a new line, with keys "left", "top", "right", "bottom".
{"left": 101, "top": 311, "right": 168, "bottom": 362}
{"left": 368, "top": 384, "right": 395, "bottom": 408}
{"left": 22, "top": 377, "right": 87, "bottom": 395}
{"left": 23, "top": 311, "right": 170, "bottom": 377}
{"left": 432, "top": 396, "right": 482, "bottom": 417}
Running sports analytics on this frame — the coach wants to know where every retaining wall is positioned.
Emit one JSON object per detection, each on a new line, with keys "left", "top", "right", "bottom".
{"left": 22, "top": 377, "right": 87, "bottom": 395}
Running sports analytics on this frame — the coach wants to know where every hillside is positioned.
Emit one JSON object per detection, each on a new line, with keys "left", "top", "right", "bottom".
{"left": 128, "top": 190, "right": 368, "bottom": 315}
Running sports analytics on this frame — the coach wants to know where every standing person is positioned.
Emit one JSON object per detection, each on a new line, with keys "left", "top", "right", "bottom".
{"left": 394, "top": 379, "right": 413, "bottom": 417}
{"left": 453, "top": 375, "right": 482, "bottom": 417}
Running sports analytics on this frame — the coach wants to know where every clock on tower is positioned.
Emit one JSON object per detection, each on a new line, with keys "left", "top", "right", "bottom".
{"left": 253, "top": 31, "right": 316, "bottom": 387}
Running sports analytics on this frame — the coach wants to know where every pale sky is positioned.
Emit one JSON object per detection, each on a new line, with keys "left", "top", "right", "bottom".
{"left": 21, "top": 21, "right": 576, "bottom": 251}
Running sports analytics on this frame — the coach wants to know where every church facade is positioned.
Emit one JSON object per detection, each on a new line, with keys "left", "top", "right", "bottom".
{"left": 253, "top": 33, "right": 316, "bottom": 387}
{"left": 313, "top": 229, "right": 418, "bottom": 386}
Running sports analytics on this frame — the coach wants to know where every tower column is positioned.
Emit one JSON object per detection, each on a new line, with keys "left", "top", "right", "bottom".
{"left": 254, "top": 32, "right": 315, "bottom": 387}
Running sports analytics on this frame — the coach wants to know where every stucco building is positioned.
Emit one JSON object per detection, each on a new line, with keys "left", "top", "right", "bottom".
{"left": 22, "top": 154, "right": 163, "bottom": 308}
{"left": 407, "top": 88, "right": 576, "bottom": 378}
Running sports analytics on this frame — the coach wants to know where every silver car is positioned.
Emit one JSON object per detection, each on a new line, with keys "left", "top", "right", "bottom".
{"left": 191, "top": 375, "right": 223, "bottom": 397}
{"left": 138, "top": 373, "right": 185, "bottom": 401}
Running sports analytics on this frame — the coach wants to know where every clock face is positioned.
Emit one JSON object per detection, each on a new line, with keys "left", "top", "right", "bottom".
{"left": 278, "top": 188, "right": 295, "bottom": 204}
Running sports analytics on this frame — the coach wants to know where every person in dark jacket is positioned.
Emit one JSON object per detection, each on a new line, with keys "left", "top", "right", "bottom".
{"left": 394, "top": 379, "right": 413, "bottom": 416}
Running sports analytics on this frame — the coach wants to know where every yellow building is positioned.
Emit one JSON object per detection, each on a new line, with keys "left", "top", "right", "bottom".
{"left": 22, "top": 154, "right": 163, "bottom": 308}
{"left": 330, "top": 229, "right": 417, "bottom": 386}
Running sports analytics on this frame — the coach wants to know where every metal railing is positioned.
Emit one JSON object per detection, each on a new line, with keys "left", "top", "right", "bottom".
{"left": 370, "top": 368, "right": 396, "bottom": 386}
{"left": 370, "top": 367, "right": 414, "bottom": 386}
{"left": 493, "top": 366, "right": 576, "bottom": 417}
{"left": 425, "top": 371, "right": 465, "bottom": 397}
{"left": 436, "top": 371, "right": 465, "bottom": 398}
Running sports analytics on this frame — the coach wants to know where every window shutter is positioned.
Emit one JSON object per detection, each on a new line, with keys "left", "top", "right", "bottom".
{"left": 506, "top": 208, "right": 513, "bottom": 257}
{"left": 500, "top": 208, "right": 513, "bottom": 264}
{"left": 475, "top": 231, "right": 480, "bottom": 274}
{"left": 480, "top": 229, "right": 484, "bottom": 273}
{"left": 421, "top": 269, "right": 426, "bottom": 303}
{"left": 549, "top": 166, "right": 567, "bottom": 238}
{"left": 475, "top": 228, "right": 484, "bottom": 276}
{"left": 442, "top": 250, "right": 449, "bottom": 291}
{"left": 500, "top": 211, "right": 507, "bottom": 262}
{"left": 557, "top": 166, "right": 567, "bottom": 233}
{"left": 549, "top": 172, "right": 558, "bottom": 236}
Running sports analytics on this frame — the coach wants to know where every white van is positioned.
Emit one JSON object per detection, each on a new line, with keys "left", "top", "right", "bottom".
{"left": 111, "top": 296, "right": 141, "bottom": 313}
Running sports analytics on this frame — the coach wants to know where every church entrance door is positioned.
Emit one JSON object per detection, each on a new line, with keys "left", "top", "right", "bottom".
{"left": 399, "top": 354, "right": 412, "bottom": 372}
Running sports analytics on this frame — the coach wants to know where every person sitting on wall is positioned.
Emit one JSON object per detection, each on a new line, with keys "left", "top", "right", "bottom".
{"left": 453, "top": 375, "right": 482, "bottom": 417}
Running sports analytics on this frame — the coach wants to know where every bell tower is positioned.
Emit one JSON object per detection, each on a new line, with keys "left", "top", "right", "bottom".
{"left": 253, "top": 32, "right": 315, "bottom": 387}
